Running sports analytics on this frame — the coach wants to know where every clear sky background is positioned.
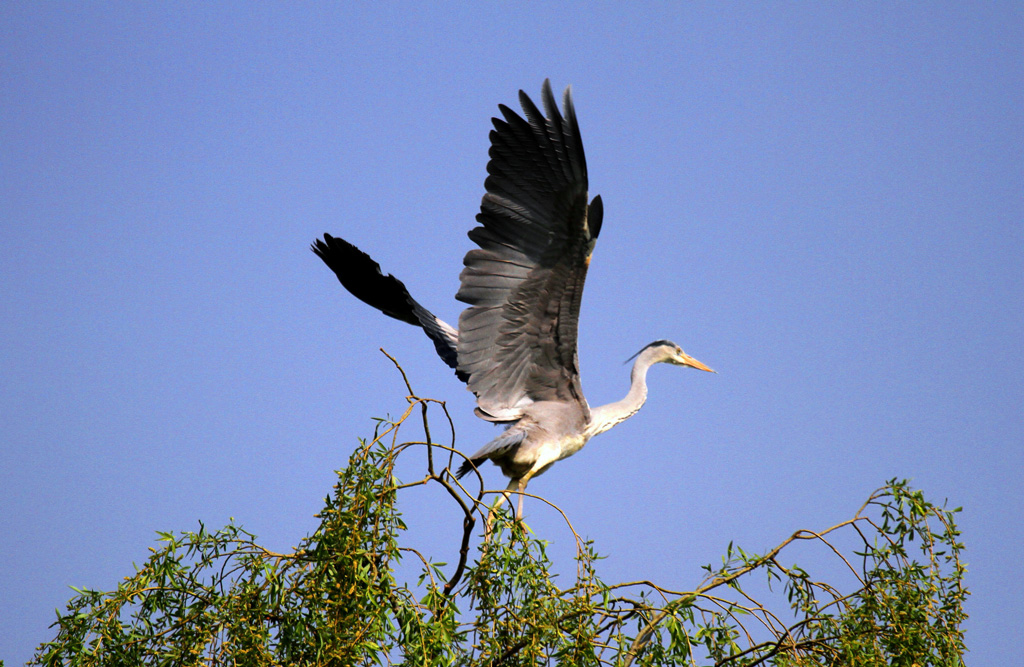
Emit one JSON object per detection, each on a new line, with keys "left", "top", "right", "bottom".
{"left": 2, "top": 3, "right": 1021, "bottom": 663}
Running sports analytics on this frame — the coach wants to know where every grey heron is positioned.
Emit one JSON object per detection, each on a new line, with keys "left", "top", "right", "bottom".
{"left": 313, "top": 80, "right": 713, "bottom": 522}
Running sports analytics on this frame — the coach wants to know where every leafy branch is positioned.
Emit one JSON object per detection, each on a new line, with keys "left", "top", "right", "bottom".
{"left": 32, "top": 356, "right": 968, "bottom": 666}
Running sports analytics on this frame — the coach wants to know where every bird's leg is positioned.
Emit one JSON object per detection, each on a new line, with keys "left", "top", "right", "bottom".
{"left": 514, "top": 472, "right": 534, "bottom": 522}
{"left": 484, "top": 478, "right": 519, "bottom": 541}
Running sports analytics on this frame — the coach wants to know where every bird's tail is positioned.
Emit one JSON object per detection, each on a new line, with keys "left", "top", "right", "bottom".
{"left": 455, "top": 458, "right": 479, "bottom": 479}
{"left": 454, "top": 426, "right": 528, "bottom": 479}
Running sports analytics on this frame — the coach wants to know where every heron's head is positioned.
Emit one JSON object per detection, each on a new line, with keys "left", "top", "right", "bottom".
{"left": 631, "top": 340, "right": 715, "bottom": 373}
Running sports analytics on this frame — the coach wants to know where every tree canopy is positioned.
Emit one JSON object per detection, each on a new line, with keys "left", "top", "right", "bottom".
{"left": 31, "top": 361, "right": 968, "bottom": 666}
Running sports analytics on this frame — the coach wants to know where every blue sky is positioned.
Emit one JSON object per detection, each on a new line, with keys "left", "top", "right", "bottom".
{"left": 2, "top": 3, "right": 1021, "bottom": 663}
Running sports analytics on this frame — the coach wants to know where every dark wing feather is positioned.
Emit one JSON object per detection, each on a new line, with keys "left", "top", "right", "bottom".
{"left": 456, "top": 80, "right": 603, "bottom": 421}
{"left": 312, "top": 234, "right": 461, "bottom": 372}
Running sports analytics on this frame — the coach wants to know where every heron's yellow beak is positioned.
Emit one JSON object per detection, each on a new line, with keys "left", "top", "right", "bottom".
{"left": 681, "top": 353, "right": 715, "bottom": 373}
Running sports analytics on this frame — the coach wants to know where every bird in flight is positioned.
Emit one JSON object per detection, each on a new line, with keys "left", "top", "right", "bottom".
{"left": 313, "top": 80, "right": 713, "bottom": 524}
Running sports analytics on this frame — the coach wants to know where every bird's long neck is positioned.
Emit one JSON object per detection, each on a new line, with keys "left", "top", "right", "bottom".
{"left": 584, "top": 353, "right": 654, "bottom": 438}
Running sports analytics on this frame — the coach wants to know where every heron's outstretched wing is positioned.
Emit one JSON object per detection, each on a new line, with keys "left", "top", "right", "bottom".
{"left": 312, "top": 234, "right": 461, "bottom": 372}
{"left": 456, "top": 80, "right": 604, "bottom": 421}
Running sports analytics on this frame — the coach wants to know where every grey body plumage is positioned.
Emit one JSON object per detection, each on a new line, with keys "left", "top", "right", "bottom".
{"left": 313, "top": 81, "right": 713, "bottom": 520}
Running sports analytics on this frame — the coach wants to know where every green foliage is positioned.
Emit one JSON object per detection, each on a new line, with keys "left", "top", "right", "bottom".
{"left": 31, "top": 382, "right": 968, "bottom": 666}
